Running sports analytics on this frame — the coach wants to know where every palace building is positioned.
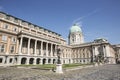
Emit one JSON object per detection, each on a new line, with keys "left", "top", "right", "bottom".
{"left": 0, "top": 12, "right": 119, "bottom": 66}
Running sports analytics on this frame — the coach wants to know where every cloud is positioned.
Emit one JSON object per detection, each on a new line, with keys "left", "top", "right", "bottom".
{"left": 73, "top": 9, "right": 101, "bottom": 24}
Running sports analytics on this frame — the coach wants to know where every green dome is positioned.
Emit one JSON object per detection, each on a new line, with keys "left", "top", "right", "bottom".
{"left": 70, "top": 24, "right": 82, "bottom": 33}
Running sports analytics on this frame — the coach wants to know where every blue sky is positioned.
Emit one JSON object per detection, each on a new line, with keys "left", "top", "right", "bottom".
{"left": 0, "top": 0, "right": 120, "bottom": 44}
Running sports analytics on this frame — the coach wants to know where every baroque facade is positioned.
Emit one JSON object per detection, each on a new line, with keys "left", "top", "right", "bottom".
{"left": 0, "top": 12, "right": 118, "bottom": 66}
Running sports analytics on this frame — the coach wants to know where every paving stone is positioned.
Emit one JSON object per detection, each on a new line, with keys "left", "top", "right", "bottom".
{"left": 0, "top": 64, "right": 119, "bottom": 80}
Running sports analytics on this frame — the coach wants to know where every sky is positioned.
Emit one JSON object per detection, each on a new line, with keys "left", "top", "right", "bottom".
{"left": 0, "top": 0, "right": 120, "bottom": 44}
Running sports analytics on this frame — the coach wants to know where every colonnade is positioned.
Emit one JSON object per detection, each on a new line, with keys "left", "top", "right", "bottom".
{"left": 17, "top": 35, "right": 59, "bottom": 65}
{"left": 18, "top": 35, "right": 58, "bottom": 57}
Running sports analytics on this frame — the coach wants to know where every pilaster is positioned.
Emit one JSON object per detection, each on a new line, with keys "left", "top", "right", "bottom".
{"left": 15, "top": 38, "right": 19, "bottom": 54}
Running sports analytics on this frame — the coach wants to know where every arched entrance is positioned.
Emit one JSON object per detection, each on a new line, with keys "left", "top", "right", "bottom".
{"left": 0, "top": 58, "right": 2, "bottom": 63}
{"left": 21, "top": 58, "right": 27, "bottom": 64}
{"left": 48, "top": 59, "right": 51, "bottom": 64}
{"left": 69, "top": 59, "right": 71, "bottom": 64}
{"left": 36, "top": 58, "right": 40, "bottom": 64}
{"left": 29, "top": 58, "right": 34, "bottom": 64}
{"left": 43, "top": 58, "right": 46, "bottom": 64}
{"left": 53, "top": 59, "right": 56, "bottom": 64}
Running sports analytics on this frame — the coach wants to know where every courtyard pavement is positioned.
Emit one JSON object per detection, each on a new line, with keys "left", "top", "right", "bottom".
{"left": 0, "top": 64, "right": 120, "bottom": 80}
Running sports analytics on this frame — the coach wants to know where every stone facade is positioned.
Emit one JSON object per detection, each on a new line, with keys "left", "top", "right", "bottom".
{"left": 0, "top": 12, "right": 117, "bottom": 66}
{"left": 113, "top": 44, "right": 120, "bottom": 63}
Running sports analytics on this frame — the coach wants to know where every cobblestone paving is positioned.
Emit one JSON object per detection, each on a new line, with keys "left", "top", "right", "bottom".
{"left": 0, "top": 64, "right": 120, "bottom": 80}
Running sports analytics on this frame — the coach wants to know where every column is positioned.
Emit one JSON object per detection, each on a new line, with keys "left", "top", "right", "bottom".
{"left": 41, "top": 41, "right": 43, "bottom": 56}
{"left": 51, "top": 58, "right": 53, "bottom": 64}
{"left": 6, "top": 57, "right": 9, "bottom": 65}
{"left": 92, "top": 47, "right": 95, "bottom": 56}
{"left": 34, "top": 40, "right": 37, "bottom": 56}
{"left": 2, "top": 57, "right": 5, "bottom": 65}
{"left": 15, "top": 39, "right": 19, "bottom": 54}
{"left": 6, "top": 37, "right": 10, "bottom": 54}
{"left": 105, "top": 45, "right": 110, "bottom": 57}
{"left": 26, "top": 58, "right": 29, "bottom": 65}
{"left": 46, "top": 58, "right": 48, "bottom": 64}
{"left": 39, "top": 41, "right": 41, "bottom": 55}
{"left": 33, "top": 58, "right": 37, "bottom": 65}
{"left": 55, "top": 44, "right": 57, "bottom": 56}
{"left": 40, "top": 58, "right": 43, "bottom": 65}
{"left": 92, "top": 47, "right": 95, "bottom": 62}
{"left": 51, "top": 43, "right": 53, "bottom": 57}
{"left": 103, "top": 46, "right": 106, "bottom": 58}
{"left": 46, "top": 42, "right": 48, "bottom": 57}
{"left": 17, "top": 56, "right": 21, "bottom": 65}
{"left": 27, "top": 38, "right": 31, "bottom": 55}
{"left": 19, "top": 36, "right": 23, "bottom": 54}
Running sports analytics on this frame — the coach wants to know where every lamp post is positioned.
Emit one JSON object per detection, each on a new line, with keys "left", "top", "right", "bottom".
{"left": 56, "top": 45, "right": 63, "bottom": 73}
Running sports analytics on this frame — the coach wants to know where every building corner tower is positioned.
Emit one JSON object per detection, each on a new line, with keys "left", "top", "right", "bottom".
{"left": 68, "top": 24, "right": 84, "bottom": 45}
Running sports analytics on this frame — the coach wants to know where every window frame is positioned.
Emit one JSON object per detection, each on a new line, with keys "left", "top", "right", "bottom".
{"left": 3, "top": 24, "right": 9, "bottom": 29}
{"left": 11, "top": 37, "right": 16, "bottom": 43}
{"left": 10, "top": 45, "right": 15, "bottom": 53}
{"left": 0, "top": 44, "right": 5, "bottom": 53}
{"left": 2, "top": 35, "right": 7, "bottom": 41}
{"left": 13, "top": 27, "right": 18, "bottom": 32}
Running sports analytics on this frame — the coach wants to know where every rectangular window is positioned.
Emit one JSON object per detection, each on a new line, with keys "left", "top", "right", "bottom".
{"left": 3, "top": 24, "right": 9, "bottom": 29}
{"left": 0, "top": 58, "right": 2, "bottom": 63}
{"left": 0, "top": 44, "right": 5, "bottom": 52}
{"left": 13, "top": 27, "right": 18, "bottom": 32}
{"left": 11, "top": 37, "right": 16, "bottom": 43}
{"left": 2, "top": 35, "right": 7, "bottom": 41}
{"left": 10, "top": 45, "right": 14, "bottom": 53}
